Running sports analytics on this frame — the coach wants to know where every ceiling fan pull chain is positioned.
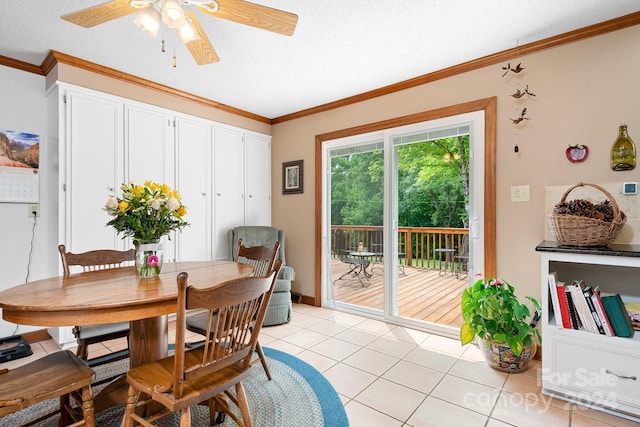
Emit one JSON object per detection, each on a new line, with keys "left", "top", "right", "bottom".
{"left": 173, "top": 41, "right": 177, "bottom": 67}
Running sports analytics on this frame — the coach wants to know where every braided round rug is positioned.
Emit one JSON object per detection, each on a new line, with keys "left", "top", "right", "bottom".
{"left": 0, "top": 347, "right": 348, "bottom": 427}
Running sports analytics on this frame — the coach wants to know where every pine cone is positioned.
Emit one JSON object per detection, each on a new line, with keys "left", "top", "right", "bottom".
{"left": 554, "top": 198, "right": 623, "bottom": 223}
{"left": 554, "top": 199, "right": 595, "bottom": 216}
{"left": 594, "top": 200, "right": 615, "bottom": 222}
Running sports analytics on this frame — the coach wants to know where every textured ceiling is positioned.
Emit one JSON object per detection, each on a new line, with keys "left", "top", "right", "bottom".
{"left": 1, "top": 1, "right": 639, "bottom": 119}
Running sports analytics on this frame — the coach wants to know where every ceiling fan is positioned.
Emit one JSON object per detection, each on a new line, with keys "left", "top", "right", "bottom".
{"left": 61, "top": 0, "right": 298, "bottom": 65}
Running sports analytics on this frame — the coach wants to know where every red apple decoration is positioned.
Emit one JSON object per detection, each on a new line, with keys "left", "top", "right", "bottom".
{"left": 566, "top": 144, "right": 589, "bottom": 163}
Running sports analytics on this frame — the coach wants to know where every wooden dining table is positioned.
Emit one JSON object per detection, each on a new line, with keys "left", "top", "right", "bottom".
{"left": 0, "top": 260, "right": 254, "bottom": 412}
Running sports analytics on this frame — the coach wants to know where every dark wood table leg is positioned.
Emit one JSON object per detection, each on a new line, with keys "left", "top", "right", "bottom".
{"left": 92, "top": 315, "right": 168, "bottom": 413}
{"left": 129, "top": 315, "right": 169, "bottom": 368}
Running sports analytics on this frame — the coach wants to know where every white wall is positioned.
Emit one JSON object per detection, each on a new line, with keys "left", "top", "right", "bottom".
{"left": 0, "top": 65, "right": 53, "bottom": 337}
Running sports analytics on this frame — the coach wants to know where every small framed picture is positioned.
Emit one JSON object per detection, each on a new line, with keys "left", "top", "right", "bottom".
{"left": 282, "top": 160, "right": 303, "bottom": 194}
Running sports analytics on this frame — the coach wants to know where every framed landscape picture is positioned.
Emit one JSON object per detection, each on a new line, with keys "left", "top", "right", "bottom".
{"left": 282, "top": 160, "right": 303, "bottom": 194}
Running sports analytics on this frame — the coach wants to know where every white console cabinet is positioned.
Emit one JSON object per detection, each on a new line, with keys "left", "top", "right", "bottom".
{"left": 537, "top": 241, "right": 640, "bottom": 422}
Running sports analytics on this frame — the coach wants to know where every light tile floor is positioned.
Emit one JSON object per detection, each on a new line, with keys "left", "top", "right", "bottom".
{"left": 5, "top": 304, "right": 639, "bottom": 426}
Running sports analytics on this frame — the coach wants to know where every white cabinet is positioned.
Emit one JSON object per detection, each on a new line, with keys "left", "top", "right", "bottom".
{"left": 244, "top": 132, "right": 271, "bottom": 226}
{"left": 124, "top": 104, "right": 174, "bottom": 186}
{"left": 56, "top": 83, "right": 271, "bottom": 264}
{"left": 213, "top": 126, "right": 245, "bottom": 260}
{"left": 124, "top": 104, "right": 177, "bottom": 258}
{"left": 537, "top": 241, "right": 640, "bottom": 422}
{"left": 61, "top": 89, "right": 124, "bottom": 253}
{"left": 213, "top": 127, "right": 271, "bottom": 260}
{"left": 174, "top": 115, "right": 212, "bottom": 261}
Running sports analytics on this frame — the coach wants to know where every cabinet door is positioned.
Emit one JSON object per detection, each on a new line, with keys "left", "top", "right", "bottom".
{"left": 124, "top": 104, "right": 175, "bottom": 255}
{"left": 244, "top": 133, "right": 271, "bottom": 226}
{"left": 175, "top": 116, "right": 212, "bottom": 261}
{"left": 125, "top": 105, "right": 173, "bottom": 186}
{"left": 65, "top": 91, "right": 123, "bottom": 253}
{"left": 213, "top": 126, "right": 245, "bottom": 260}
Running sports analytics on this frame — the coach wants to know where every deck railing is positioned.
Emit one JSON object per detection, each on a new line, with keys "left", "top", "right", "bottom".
{"left": 330, "top": 225, "right": 468, "bottom": 273}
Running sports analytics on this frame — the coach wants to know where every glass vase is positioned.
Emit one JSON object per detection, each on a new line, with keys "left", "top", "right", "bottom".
{"left": 136, "top": 242, "right": 163, "bottom": 278}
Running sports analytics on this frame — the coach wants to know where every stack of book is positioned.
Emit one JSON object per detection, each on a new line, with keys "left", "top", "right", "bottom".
{"left": 548, "top": 272, "right": 635, "bottom": 337}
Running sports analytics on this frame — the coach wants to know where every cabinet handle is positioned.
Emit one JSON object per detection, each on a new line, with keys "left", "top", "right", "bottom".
{"left": 216, "top": 193, "right": 222, "bottom": 196}
{"left": 249, "top": 194, "right": 253, "bottom": 198}
{"left": 606, "top": 369, "right": 637, "bottom": 380}
{"left": 108, "top": 187, "right": 115, "bottom": 192}
{"left": 201, "top": 192, "right": 206, "bottom": 196}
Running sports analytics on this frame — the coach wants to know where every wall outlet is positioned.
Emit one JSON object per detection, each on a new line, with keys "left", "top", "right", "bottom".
{"left": 28, "top": 203, "right": 40, "bottom": 218}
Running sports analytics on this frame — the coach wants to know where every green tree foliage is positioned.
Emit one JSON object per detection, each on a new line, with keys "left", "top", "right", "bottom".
{"left": 331, "top": 136, "right": 469, "bottom": 228}
{"left": 331, "top": 150, "right": 384, "bottom": 226}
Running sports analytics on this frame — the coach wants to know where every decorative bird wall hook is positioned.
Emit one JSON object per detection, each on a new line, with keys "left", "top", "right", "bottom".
{"left": 509, "top": 108, "right": 529, "bottom": 125}
{"left": 511, "top": 85, "right": 536, "bottom": 99}
{"left": 501, "top": 62, "right": 526, "bottom": 77}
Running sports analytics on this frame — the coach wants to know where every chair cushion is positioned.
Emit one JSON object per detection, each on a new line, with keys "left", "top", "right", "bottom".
{"left": 273, "top": 278, "right": 291, "bottom": 293}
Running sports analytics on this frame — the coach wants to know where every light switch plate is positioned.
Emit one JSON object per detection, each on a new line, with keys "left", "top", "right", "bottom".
{"left": 511, "top": 185, "right": 531, "bottom": 202}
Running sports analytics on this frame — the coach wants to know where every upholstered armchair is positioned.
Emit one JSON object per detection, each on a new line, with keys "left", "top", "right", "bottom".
{"left": 228, "top": 226, "right": 295, "bottom": 326}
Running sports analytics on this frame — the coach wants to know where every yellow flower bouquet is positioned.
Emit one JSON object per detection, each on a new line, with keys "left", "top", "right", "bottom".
{"left": 105, "top": 181, "right": 189, "bottom": 244}
{"left": 105, "top": 181, "right": 189, "bottom": 277}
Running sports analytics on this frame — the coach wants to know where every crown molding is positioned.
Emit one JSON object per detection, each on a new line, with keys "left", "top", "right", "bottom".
{"left": 47, "top": 51, "right": 271, "bottom": 124}
{"left": 0, "top": 54, "right": 44, "bottom": 75}
{"left": 1, "top": 11, "right": 639, "bottom": 125}
{"left": 271, "top": 11, "right": 640, "bottom": 124}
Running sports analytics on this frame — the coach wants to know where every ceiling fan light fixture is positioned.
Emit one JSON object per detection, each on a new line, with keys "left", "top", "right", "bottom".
{"left": 162, "top": 0, "right": 185, "bottom": 28}
{"left": 129, "top": 0, "right": 151, "bottom": 8}
{"left": 195, "top": 0, "right": 219, "bottom": 14}
{"left": 178, "top": 19, "right": 200, "bottom": 43}
{"left": 134, "top": 5, "right": 161, "bottom": 37}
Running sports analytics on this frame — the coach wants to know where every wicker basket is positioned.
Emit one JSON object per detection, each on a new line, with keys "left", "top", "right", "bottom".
{"left": 547, "top": 182, "right": 626, "bottom": 247}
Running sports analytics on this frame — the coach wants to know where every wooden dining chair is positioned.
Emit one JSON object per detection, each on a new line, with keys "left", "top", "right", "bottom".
{"left": 0, "top": 350, "right": 95, "bottom": 426}
{"left": 58, "top": 244, "right": 135, "bottom": 361}
{"left": 122, "top": 261, "right": 282, "bottom": 427}
{"left": 186, "top": 238, "right": 279, "bottom": 380}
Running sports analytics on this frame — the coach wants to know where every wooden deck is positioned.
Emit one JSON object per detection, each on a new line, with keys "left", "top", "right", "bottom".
{"left": 330, "top": 258, "right": 467, "bottom": 328}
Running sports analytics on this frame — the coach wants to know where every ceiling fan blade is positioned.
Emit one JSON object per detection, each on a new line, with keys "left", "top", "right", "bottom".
{"left": 184, "top": 11, "right": 220, "bottom": 65}
{"left": 61, "top": 0, "right": 141, "bottom": 28}
{"left": 198, "top": 0, "right": 298, "bottom": 36}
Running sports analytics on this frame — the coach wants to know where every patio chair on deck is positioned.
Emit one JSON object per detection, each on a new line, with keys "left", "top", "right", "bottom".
{"left": 333, "top": 228, "right": 370, "bottom": 287}
{"left": 370, "top": 229, "right": 406, "bottom": 276}
{"left": 455, "top": 234, "right": 469, "bottom": 279}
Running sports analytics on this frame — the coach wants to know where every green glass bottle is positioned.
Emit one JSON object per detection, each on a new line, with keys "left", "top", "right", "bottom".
{"left": 610, "top": 124, "right": 636, "bottom": 171}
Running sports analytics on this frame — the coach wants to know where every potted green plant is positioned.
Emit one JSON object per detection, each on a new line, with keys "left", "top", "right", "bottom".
{"left": 460, "top": 275, "right": 541, "bottom": 373}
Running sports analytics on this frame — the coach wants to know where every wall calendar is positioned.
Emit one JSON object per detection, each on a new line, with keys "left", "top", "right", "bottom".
{"left": 0, "top": 129, "right": 40, "bottom": 203}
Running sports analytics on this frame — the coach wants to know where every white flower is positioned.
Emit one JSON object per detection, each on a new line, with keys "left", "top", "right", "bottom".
{"left": 150, "top": 198, "right": 161, "bottom": 210}
{"left": 105, "top": 196, "right": 118, "bottom": 214}
{"left": 167, "top": 197, "right": 180, "bottom": 211}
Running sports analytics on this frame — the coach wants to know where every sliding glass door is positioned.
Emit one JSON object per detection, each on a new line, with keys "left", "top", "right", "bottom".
{"left": 326, "top": 135, "right": 385, "bottom": 315}
{"left": 322, "top": 111, "right": 485, "bottom": 334}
